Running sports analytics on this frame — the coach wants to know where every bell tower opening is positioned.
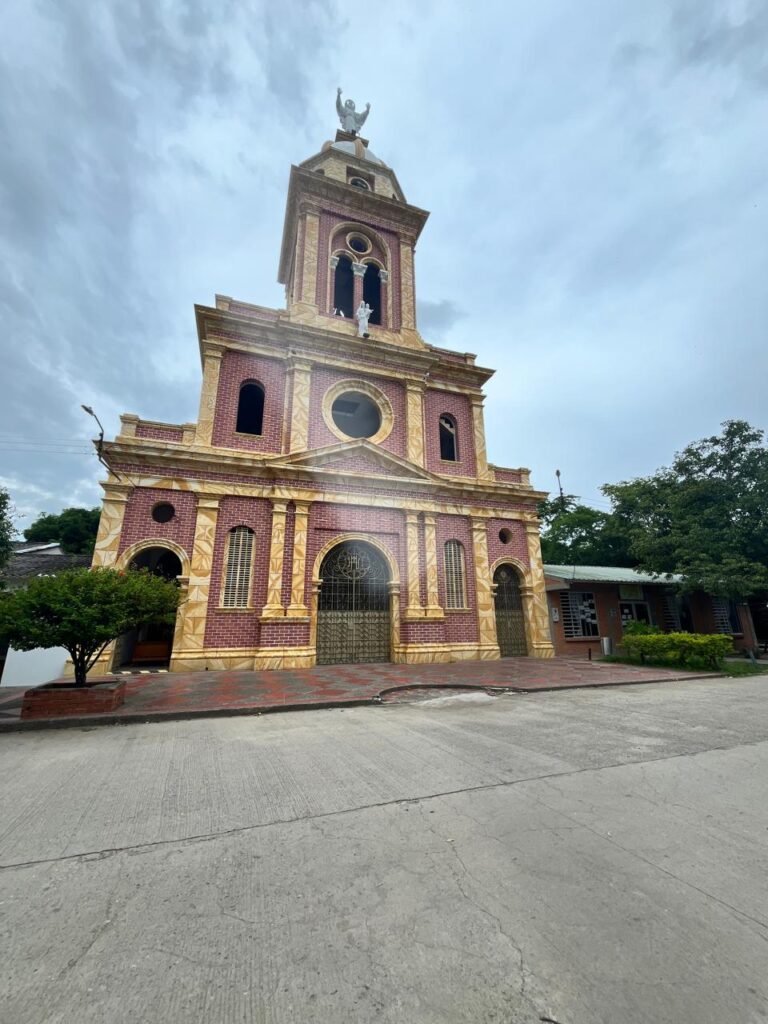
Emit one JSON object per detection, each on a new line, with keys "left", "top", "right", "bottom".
{"left": 362, "top": 264, "right": 381, "bottom": 326}
{"left": 333, "top": 254, "right": 354, "bottom": 317}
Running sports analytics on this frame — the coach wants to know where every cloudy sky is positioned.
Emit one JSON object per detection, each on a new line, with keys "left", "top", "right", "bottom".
{"left": 1, "top": 0, "right": 766, "bottom": 531}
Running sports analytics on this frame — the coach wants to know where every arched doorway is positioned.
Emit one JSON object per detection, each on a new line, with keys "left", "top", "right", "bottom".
{"left": 116, "top": 546, "right": 183, "bottom": 668}
{"left": 494, "top": 564, "right": 528, "bottom": 656}
{"left": 316, "top": 540, "right": 391, "bottom": 665}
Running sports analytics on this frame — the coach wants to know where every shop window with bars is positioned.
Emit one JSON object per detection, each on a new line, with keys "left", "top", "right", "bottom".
{"left": 222, "top": 526, "right": 254, "bottom": 607}
{"left": 444, "top": 540, "right": 467, "bottom": 609}
{"left": 560, "top": 591, "right": 599, "bottom": 638}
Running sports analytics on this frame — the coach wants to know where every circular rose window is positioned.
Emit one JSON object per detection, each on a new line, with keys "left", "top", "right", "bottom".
{"left": 152, "top": 502, "right": 175, "bottom": 524}
{"left": 331, "top": 391, "right": 382, "bottom": 439}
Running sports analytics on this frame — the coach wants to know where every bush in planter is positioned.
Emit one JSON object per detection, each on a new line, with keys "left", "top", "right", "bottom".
{"left": 622, "top": 631, "right": 734, "bottom": 669}
{"left": 0, "top": 567, "right": 180, "bottom": 687}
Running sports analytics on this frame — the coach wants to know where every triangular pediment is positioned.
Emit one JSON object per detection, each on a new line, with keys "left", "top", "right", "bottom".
{"left": 269, "top": 440, "right": 434, "bottom": 480}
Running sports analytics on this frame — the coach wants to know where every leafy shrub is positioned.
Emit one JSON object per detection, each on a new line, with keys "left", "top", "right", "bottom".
{"left": 622, "top": 631, "right": 733, "bottom": 669}
{"left": 622, "top": 621, "right": 662, "bottom": 637}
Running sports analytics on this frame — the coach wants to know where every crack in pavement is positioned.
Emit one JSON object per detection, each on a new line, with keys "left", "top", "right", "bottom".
{"left": 1, "top": 737, "right": 766, "bottom": 874}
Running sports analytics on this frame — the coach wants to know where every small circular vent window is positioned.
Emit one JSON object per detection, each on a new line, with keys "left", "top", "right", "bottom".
{"left": 349, "top": 176, "right": 370, "bottom": 190}
{"left": 347, "top": 233, "right": 371, "bottom": 254}
{"left": 499, "top": 528, "right": 512, "bottom": 544}
{"left": 152, "top": 502, "right": 175, "bottom": 524}
{"left": 331, "top": 391, "right": 382, "bottom": 439}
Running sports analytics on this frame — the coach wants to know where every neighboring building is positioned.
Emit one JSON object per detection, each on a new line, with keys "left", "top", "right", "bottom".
{"left": 0, "top": 541, "right": 90, "bottom": 685}
{"left": 88, "top": 120, "right": 555, "bottom": 673}
{"left": 544, "top": 564, "right": 759, "bottom": 656}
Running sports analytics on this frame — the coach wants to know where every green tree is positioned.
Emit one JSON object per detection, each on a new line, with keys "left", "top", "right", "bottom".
{"left": 0, "top": 568, "right": 180, "bottom": 686}
{"left": 538, "top": 495, "right": 636, "bottom": 567}
{"left": 0, "top": 489, "right": 13, "bottom": 574}
{"left": 24, "top": 507, "right": 101, "bottom": 555}
{"left": 603, "top": 420, "right": 768, "bottom": 598}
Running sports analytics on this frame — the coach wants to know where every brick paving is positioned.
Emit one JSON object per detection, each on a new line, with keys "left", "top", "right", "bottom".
{"left": 0, "top": 658, "right": 721, "bottom": 729}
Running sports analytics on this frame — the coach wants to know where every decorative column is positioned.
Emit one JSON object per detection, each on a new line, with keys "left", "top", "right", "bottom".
{"left": 261, "top": 499, "right": 289, "bottom": 619}
{"left": 470, "top": 517, "right": 500, "bottom": 657}
{"left": 388, "top": 581, "right": 401, "bottom": 659}
{"left": 404, "top": 511, "right": 424, "bottom": 617}
{"left": 299, "top": 207, "right": 320, "bottom": 306}
{"left": 523, "top": 519, "right": 555, "bottom": 658}
{"left": 171, "top": 496, "right": 220, "bottom": 667}
{"left": 195, "top": 347, "right": 223, "bottom": 446}
{"left": 91, "top": 482, "right": 130, "bottom": 568}
{"left": 422, "top": 513, "right": 444, "bottom": 619}
{"left": 405, "top": 381, "right": 425, "bottom": 467}
{"left": 379, "top": 269, "right": 389, "bottom": 328}
{"left": 399, "top": 240, "right": 416, "bottom": 330}
{"left": 470, "top": 396, "right": 492, "bottom": 479}
{"left": 288, "top": 357, "right": 312, "bottom": 453}
{"left": 351, "top": 261, "right": 366, "bottom": 310}
{"left": 287, "top": 500, "right": 311, "bottom": 617}
{"left": 308, "top": 578, "right": 322, "bottom": 657}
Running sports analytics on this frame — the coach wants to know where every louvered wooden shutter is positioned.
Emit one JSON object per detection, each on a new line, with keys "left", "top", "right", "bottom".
{"left": 444, "top": 540, "right": 466, "bottom": 609}
{"left": 223, "top": 527, "right": 254, "bottom": 607}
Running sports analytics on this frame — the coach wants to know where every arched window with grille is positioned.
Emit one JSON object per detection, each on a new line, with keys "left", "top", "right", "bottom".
{"left": 222, "top": 526, "right": 254, "bottom": 607}
{"left": 444, "top": 540, "right": 467, "bottom": 609}
{"left": 439, "top": 414, "right": 458, "bottom": 462}
{"left": 236, "top": 381, "right": 265, "bottom": 435}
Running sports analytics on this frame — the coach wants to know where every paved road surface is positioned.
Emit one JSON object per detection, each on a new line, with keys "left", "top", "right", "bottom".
{"left": 0, "top": 676, "right": 766, "bottom": 1023}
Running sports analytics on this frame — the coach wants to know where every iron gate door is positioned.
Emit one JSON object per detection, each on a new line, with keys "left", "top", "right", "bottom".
{"left": 316, "top": 541, "right": 391, "bottom": 665}
{"left": 494, "top": 565, "right": 528, "bottom": 656}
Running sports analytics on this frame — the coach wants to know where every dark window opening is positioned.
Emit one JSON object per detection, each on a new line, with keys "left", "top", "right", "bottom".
{"left": 348, "top": 234, "right": 369, "bottom": 254}
{"left": 331, "top": 391, "right": 381, "bottom": 439}
{"left": 151, "top": 502, "right": 175, "bottom": 524}
{"left": 333, "top": 255, "right": 354, "bottom": 317}
{"left": 362, "top": 263, "right": 382, "bottom": 325}
{"left": 439, "top": 415, "right": 457, "bottom": 461}
{"left": 499, "top": 528, "right": 512, "bottom": 544}
{"left": 236, "top": 381, "right": 265, "bottom": 435}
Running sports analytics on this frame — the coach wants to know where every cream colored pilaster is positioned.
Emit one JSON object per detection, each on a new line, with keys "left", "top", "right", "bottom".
{"left": 470, "top": 397, "right": 492, "bottom": 480}
{"left": 300, "top": 208, "right": 320, "bottom": 305}
{"left": 388, "top": 582, "right": 401, "bottom": 658}
{"left": 523, "top": 520, "right": 556, "bottom": 658}
{"left": 422, "top": 513, "right": 444, "bottom": 619}
{"left": 118, "top": 414, "right": 139, "bottom": 438}
{"left": 399, "top": 240, "right": 416, "bottom": 330}
{"left": 404, "top": 511, "right": 423, "bottom": 617}
{"left": 351, "top": 261, "right": 366, "bottom": 310}
{"left": 261, "top": 499, "right": 289, "bottom": 618}
{"left": 195, "top": 348, "right": 223, "bottom": 446}
{"left": 287, "top": 500, "right": 310, "bottom": 616}
{"left": 171, "top": 497, "right": 220, "bottom": 663}
{"left": 288, "top": 358, "right": 312, "bottom": 453}
{"left": 471, "top": 517, "right": 500, "bottom": 654}
{"left": 308, "top": 578, "right": 322, "bottom": 656}
{"left": 91, "top": 483, "right": 130, "bottom": 568}
{"left": 405, "top": 381, "right": 425, "bottom": 467}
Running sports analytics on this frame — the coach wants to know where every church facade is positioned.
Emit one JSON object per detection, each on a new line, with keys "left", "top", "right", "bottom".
{"left": 90, "top": 122, "right": 555, "bottom": 673}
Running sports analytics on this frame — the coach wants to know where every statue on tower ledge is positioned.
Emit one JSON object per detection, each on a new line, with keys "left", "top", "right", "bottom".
{"left": 336, "top": 87, "right": 370, "bottom": 135}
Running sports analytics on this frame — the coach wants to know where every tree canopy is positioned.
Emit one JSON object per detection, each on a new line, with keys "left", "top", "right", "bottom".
{"left": 538, "top": 496, "right": 636, "bottom": 567}
{"left": 24, "top": 507, "right": 101, "bottom": 555}
{"left": 0, "top": 489, "right": 13, "bottom": 574}
{"left": 0, "top": 568, "right": 180, "bottom": 686}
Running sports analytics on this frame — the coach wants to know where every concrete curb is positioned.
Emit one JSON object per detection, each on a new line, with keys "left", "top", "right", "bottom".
{"left": 0, "top": 672, "right": 727, "bottom": 733}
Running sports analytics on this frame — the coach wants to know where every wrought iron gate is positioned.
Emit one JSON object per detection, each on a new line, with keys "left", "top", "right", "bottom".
{"left": 494, "top": 565, "right": 528, "bottom": 656}
{"left": 316, "top": 541, "right": 391, "bottom": 665}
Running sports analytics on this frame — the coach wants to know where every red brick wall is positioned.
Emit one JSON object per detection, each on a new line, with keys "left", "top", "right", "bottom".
{"left": 436, "top": 514, "right": 478, "bottom": 644}
{"left": 212, "top": 350, "right": 286, "bottom": 453}
{"left": 401, "top": 620, "right": 447, "bottom": 644}
{"left": 307, "top": 367, "right": 407, "bottom": 458}
{"left": 135, "top": 424, "right": 184, "bottom": 443}
{"left": 486, "top": 519, "right": 529, "bottom": 570}
{"left": 493, "top": 468, "right": 522, "bottom": 483}
{"left": 118, "top": 488, "right": 197, "bottom": 560}
{"left": 423, "top": 390, "right": 477, "bottom": 478}
{"left": 204, "top": 496, "right": 272, "bottom": 649}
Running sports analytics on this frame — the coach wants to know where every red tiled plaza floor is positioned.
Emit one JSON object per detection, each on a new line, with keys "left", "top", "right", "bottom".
{"left": 0, "top": 657, "right": 720, "bottom": 728}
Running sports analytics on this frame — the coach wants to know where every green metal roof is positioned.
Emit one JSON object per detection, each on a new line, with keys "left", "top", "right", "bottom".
{"left": 543, "top": 564, "right": 682, "bottom": 586}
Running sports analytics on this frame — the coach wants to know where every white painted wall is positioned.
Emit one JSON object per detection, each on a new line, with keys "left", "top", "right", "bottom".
{"left": 1, "top": 647, "right": 68, "bottom": 687}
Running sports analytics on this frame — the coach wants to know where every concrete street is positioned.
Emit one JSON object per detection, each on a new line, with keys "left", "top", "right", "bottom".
{"left": 1, "top": 675, "right": 766, "bottom": 1023}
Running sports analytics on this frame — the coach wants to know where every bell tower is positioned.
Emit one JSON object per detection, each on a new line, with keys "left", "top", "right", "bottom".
{"left": 277, "top": 94, "right": 430, "bottom": 350}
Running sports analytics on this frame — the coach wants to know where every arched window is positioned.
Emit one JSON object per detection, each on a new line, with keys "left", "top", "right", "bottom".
{"left": 362, "top": 263, "right": 382, "bottom": 325}
{"left": 444, "top": 540, "right": 467, "bottom": 609}
{"left": 236, "top": 381, "right": 264, "bottom": 435}
{"left": 333, "top": 254, "right": 354, "bottom": 317}
{"left": 222, "top": 526, "right": 254, "bottom": 607}
{"left": 439, "top": 415, "right": 458, "bottom": 461}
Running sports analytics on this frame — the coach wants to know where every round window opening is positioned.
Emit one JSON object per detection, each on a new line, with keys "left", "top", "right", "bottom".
{"left": 152, "top": 502, "right": 175, "bottom": 524}
{"left": 349, "top": 177, "right": 370, "bottom": 191}
{"left": 347, "top": 233, "right": 371, "bottom": 255}
{"left": 331, "top": 391, "right": 382, "bottom": 439}
{"left": 498, "top": 528, "right": 512, "bottom": 544}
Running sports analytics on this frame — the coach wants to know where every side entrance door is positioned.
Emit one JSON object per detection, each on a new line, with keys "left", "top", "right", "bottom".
{"left": 316, "top": 541, "right": 391, "bottom": 665}
{"left": 493, "top": 565, "right": 528, "bottom": 656}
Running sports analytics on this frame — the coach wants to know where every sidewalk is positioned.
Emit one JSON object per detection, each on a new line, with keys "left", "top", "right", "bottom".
{"left": 0, "top": 657, "right": 723, "bottom": 731}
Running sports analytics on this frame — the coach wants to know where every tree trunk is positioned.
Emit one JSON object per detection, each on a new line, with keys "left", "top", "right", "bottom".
{"left": 71, "top": 651, "right": 88, "bottom": 687}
